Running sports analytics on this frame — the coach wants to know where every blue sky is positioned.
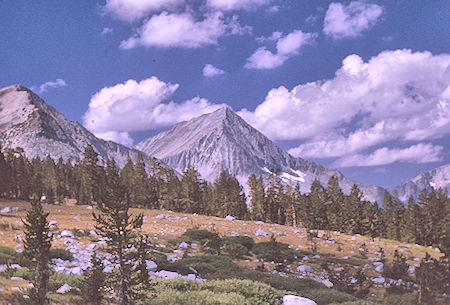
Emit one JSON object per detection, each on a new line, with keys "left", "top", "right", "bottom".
{"left": 1, "top": 0, "right": 449, "bottom": 188}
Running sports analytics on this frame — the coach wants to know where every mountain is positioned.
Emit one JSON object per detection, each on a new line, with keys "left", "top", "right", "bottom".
{"left": 0, "top": 85, "right": 149, "bottom": 167}
{"left": 135, "top": 106, "right": 385, "bottom": 202}
{"left": 391, "top": 163, "right": 450, "bottom": 201}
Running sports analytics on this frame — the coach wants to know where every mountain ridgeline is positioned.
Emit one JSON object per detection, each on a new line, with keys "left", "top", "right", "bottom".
{"left": 0, "top": 84, "right": 449, "bottom": 202}
{"left": 0, "top": 85, "right": 150, "bottom": 168}
{"left": 135, "top": 106, "right": 385, "bottom": 203}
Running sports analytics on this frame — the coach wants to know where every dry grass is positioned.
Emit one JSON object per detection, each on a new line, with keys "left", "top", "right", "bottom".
{"left": 0, "top": 199, "right": 443, "bottom": 299}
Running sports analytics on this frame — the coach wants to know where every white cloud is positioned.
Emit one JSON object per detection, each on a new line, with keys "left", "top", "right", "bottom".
{"left": 238, "top": 49, "right": 450, "bottom": 166}
{"left": 203, "top": 64, "right": 225, "bottom": 77}
{"left": 34, "top": 79, "right": 67, "bottom": 94}
{"left": 332, "top": 144, "right": 443, "bottom": 167}
{"left": 83, "top": 77, "right": 224, "bottom": 146}
{"left": 120, "top": 11, "right": 249, "bottom": 49}
{"left": 207, "top": 0, "right": 272, "bottom": 11}
{"left": 323, "top": 1, "right": 383, "bottom": 39}
{"left": 101, "top": 27, "right": 113, "bottom": 35}
{"left": 245, "top": 30, "right": 315, "bottom": 69}
{"left": 103, "top": 0, "right": 184, "bottom": 22}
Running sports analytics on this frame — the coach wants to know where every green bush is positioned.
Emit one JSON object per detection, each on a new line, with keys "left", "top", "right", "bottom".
{"left": 13, "top": 267, "right": 33, "bottom": 281}
{"left": 179, "top": 255, "right": 242, "bottom": 279}
{"left": 0, "top": 245, "right": 31, "bottom": 267}
{"left": 49, "top": 248, "right": 73, "bottom": 261}
{"left": 146, "top": 278, "right": 282, "bottom": 305}
{"left": 202, "top": 279, "right": 282, "bottom": 305}
{"left": 221, "top": 236, "right": 255, "bottom": 251}
{"left": 222, "top": 242, "right": 249, "bottom": 259}
{"left": 48, "top": 272, "right": 83, "bottom": 292}
{"left": 252, "top": 238, "right": 297, "bottom": 265}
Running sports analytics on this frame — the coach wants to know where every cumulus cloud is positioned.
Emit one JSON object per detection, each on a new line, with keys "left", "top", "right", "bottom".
{"left": 103, "top": 0, "right": 184, "bottom": 22}
{"left": 323, "top": 1, "right": 383, "bottom": 39}
{"left": 34, "top": 79, "right": 67, "bottom": 94}
{"left": 245, "top": 30, "right": 315, "bottom": 69}
{"left": 332, "top": 144, "right": 443, "bottom": 167}
{"left": 120, "top": 11, "right": 249, "bottom": 49}
{"left": 203, "top": 64, "right": 225, "bottom": 77}
{"left": 207, "top": 0, "right": 272, "bottom": 11}
{"left": 238, "top": 49, "right": 450, "bottom": 166}
{"left": 83, "top": 77, "right": 224, "bottom": 146}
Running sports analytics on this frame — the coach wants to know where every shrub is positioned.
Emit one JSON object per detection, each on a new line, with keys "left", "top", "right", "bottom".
{"left": 222, "top": 242, "right": 249, "bottom": 259}
{"left": 48, "top": 272, "right": 83, "bottom": 292}
{"left": 13, "top": 267, "right": 33, "bottom": 281}
{"left": 252, "top": 237, "right": 297, "bottom": 265}
{"left": 49, "top": 248, "right": 73, "bottom": 261}
{"left": 179, "top": 255, "right": 242, "bottom": 279}
{"left": 221, "top": 236, "right": 255, "bottom": 251}
{"left": 144, "top": 278, "right": 282, "bottom": 305}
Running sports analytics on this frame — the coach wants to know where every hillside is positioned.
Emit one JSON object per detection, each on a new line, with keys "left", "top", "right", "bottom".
{"left": 0, "top": 199, "right": 443, "bottom": 304}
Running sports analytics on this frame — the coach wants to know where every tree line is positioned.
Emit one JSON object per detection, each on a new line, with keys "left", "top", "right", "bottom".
{"left": 0, "top": 145, "right": 448, "bottom": 256}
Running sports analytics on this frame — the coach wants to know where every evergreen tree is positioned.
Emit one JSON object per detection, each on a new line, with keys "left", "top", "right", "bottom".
{"left": 133, "top": 153, "right": 152, "bottom": 208}
{"left": 79, "top": 145, "right": 100, "bottom": 204}
{"left": 82, "top": 252, "right": 106, "bottom": 305}
{"left": 93, "top": 159, "right": 144, "bottom": 305}
{"left": 22, "top": 196, "right": 52, "bottom": 304}
{"left": 213, "top": 171, "right": 248, "bottom": 219}
{"left": 327, "top": 176, "right": 345, "bottom": 231}
{"left": 120, "top": 156, "right": 135, "bottom": 205}
{"left": 309, "top": 179, "right": 328, "bottom": 229}
{"left": 248, "top": 174, "right": 267, "bottom": 222}
{"left": 180, "top": 167, "right": 203, "bottom": 214}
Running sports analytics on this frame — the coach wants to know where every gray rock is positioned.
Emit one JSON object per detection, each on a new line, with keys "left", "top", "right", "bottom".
{"left": 283, "top": 295, "right": 317, "bottom": 305}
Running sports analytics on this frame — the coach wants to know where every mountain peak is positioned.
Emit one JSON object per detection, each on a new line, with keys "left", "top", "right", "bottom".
{"left": 0, "top": 84, "right": 151, "bottom": 168}
{"left": 135, "top": 106, "right": 384, "bottom": 202}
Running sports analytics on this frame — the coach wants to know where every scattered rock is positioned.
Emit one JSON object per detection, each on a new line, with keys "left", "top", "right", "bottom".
{"left": 372, "top": 277, "right": 385, "bottom": 284}
{"left": 225, "top": 215, "right": 235, "bottom": 221}
{"left": 1, "top": 206, "right": 19, "bottom": 213}
{"left": 146, "top": 260, "right": 157, "bottom": 272}
{"left": 321, "top": 279, "right": 333, "bottom": 288}
{"left": 283, "top": 295, "right": 317, "bottom": 305}
{"left": 156, "top": 214, "right": 171, "bottom": 219}
{"left": 56, "top": 283, "right": 72, "bottom": 294}
{"left": 373, "top": 262, "right": 384, "bottom": 273}
{"left": 60, "top": 230, "right": 74, "bottom": 238}
{"left": 10, "top": 277, "right": 24, "bottom": 281}
{"left": 297, "top": 265, "right": 314, "bottom": 273}
{"left": 178, "top": 242, "right": 188, "bottom": 248}
{"left": 408, "top": 266, "right": 415, "bottom": 274}
{"left": 255, "top": 228, "right": 268, "bottom": 236}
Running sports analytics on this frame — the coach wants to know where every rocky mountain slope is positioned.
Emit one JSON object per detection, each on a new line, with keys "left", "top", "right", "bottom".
{"left": 0, "top": 85, "right": 149, "bottom": 167}
{"left": 391, "top": 163, "right": 450, "bottom": 201}
{"left": 135, "top": 107, "right": 385, "bottom": 202}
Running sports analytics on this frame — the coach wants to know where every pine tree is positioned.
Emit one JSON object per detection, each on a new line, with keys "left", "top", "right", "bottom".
{"left": 93, "top": 159, "right": 144, "bottom": 305}
{"left": 248, "top": 174, "right": 267, "bottom": 222}
{"left": 327, "top": 176, "right": 344, "bottom": 231}
{"left": 0, "top": 146, "right": 9, "bottom": 197}
{"left": 79, "top": 145, "right": 100, "bottom": 204}
{"left": 309, "top": 179, "right": 328, "bottom": 229}
{"left": 82, "top": 252, "right": 105, "bottom": 305}
{"left": 120, "top": 156, "right": 135, "bottom": 205}
{"left": 133, "top": 153, "right": 152, "bottom": 207}
{"left": 22, "top": 195, "right": 52, "bottom": 304}
{"left": 180, "top": 167, "right": 203, "bottom": 214}
{"left": 213, "top": 171, "right": 248, "bottom": 219}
